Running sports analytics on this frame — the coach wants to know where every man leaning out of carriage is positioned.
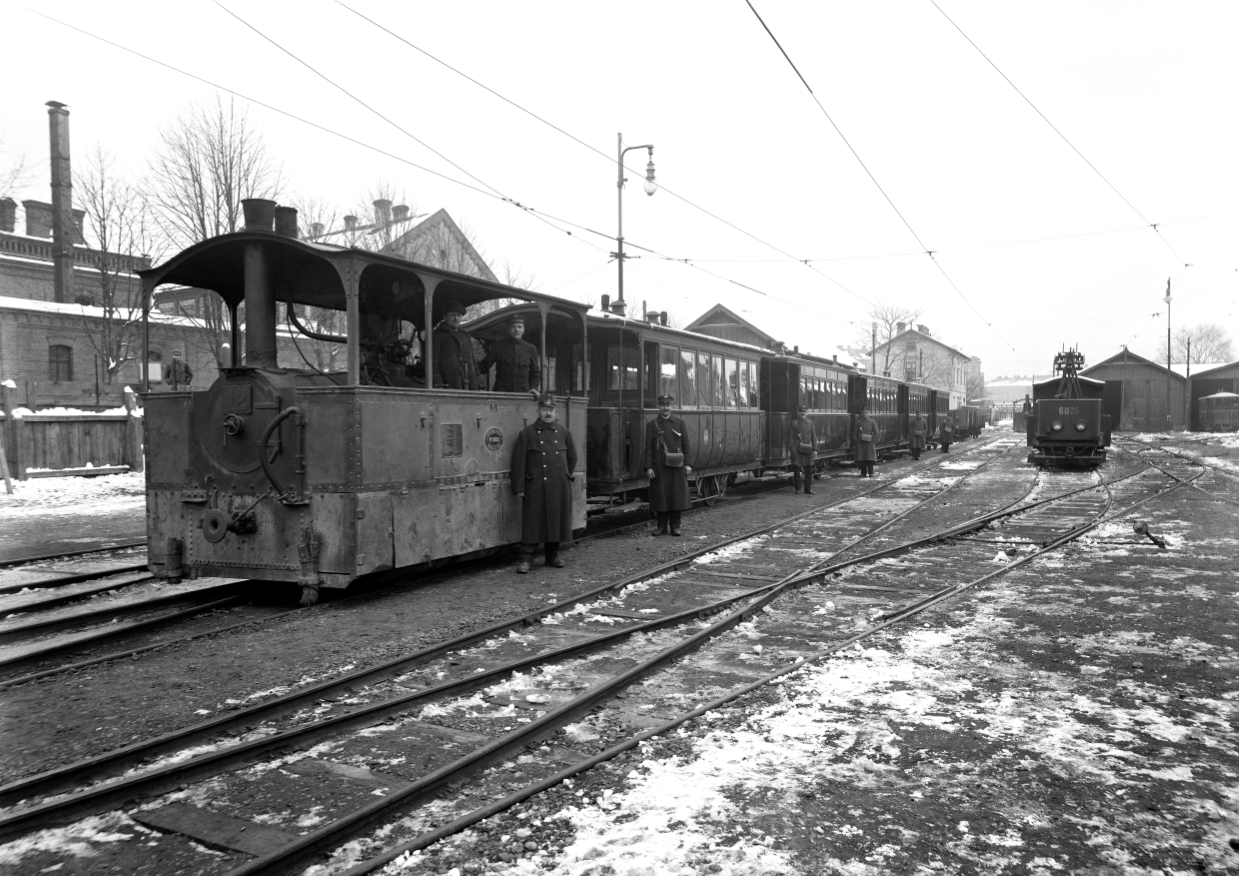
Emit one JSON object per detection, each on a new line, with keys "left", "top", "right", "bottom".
{"left": 511, "top": 393, "right": 578, "bottom": 573}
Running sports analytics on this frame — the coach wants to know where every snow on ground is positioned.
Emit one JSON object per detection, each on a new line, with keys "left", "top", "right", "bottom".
{"left": 0, "top": 470, "right": 145, "bottom": 519}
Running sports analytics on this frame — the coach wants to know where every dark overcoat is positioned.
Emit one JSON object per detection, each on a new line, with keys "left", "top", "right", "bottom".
{"left": 510, "top": 419, "right": 577, "bottom": 544}
{"left": 480, "top": 337, "right": 541, "bottom": 392}
{"left": 854, "top": 415, "right": 879, "bottom": 463}
{"left": 940, "top": 418, "right": 955, "bottom": 446}
{"left": 910, "top": 415, "right": 927, "bottom": 452}
{"left": 789, "top": 416, "right": 816, "bottom": 466}
{"left": 434, "top": 327, "right": 480, "bottom": 390}
{"left": 642, "top": 414, "right": 692, "bottom": 513}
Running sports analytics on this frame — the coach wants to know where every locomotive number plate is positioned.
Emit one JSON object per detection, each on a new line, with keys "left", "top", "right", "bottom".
{"left": 484, "top": 427, "right": 504, "bottom": 453}
{"left": 442, "top": 423, "right": 463, "bottom": 457}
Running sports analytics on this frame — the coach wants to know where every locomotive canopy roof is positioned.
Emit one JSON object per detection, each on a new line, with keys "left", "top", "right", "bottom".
{"left": 138, "top": 230, "right": 590, "bottom": 326}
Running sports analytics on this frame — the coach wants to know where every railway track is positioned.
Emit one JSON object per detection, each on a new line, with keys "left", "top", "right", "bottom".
{"left": 5, "top": 435, "right": 1197, "bottom": 875}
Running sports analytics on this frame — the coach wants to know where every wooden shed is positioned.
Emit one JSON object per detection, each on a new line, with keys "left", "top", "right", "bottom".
{"left": 1082, "top": 349, "right": 1187, "bottom": 431}
{"left": 1187, "top": 361, "right": 1239, "bottom": 431}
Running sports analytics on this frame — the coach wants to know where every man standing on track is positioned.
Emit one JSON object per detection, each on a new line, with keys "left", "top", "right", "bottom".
{"left": 511, "top": 393, "right": 577, "bottom": 573}
{"left": 789, "top": 405, "right": 816, "bottom": 494}
{"left": 910, "top": 409, "right": 927, "bottom": 460}
{"left": 480, "top": 314, "right": 541, "bottom": 394}
{"left": 855, "top": 405, "right": 878, "bottom": 478}
{"left": 644, "top": 394, "right": 692, "bottom": 536}
{"left": 433, "top": 301, "right": 480, "bottom": 390}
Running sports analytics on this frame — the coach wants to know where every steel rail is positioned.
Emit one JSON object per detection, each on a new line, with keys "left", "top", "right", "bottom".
{"left": 0, "top": 542, "right": 146, "bottom": 572}
{"left": 0, "top": 571, "right": 152, "bottom": 611}
{"left": 0, "top": 562, "right": 149, "bottom": 596}
{"left": 337, "top": 448, "right": 1181, "bottom": 874}
{"left": 0, "top": 440, "right": 1010, "bottom": 835}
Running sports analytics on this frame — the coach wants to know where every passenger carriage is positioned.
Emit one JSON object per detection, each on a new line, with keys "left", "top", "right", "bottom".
{"left": 1198, "top": 392, "right": 1239, "bottom": 432}
{"left": 761, "top": 351, "right": 853, "bottom": 471}
{"left": 140, "top": 200, "right": 590, "bottom": 603}
{"left": 471, "top": 303, "right": 767, "bottom": 506}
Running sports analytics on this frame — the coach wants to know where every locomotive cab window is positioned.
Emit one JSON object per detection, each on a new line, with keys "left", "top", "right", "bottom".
{"left": 607, "top": 344, "right": 639, "bottom": 391}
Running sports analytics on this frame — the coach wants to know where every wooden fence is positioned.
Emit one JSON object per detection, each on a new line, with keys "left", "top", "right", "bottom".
{"left": 1, "top": 386, "right": 144, "bottom": 480}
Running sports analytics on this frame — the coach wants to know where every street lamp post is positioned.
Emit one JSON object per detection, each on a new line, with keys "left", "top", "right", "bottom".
{"left": 1164, "top": 278, "right": 1172, "bottom": 431}
{"left": 614, "top": 133, "right": 657, "bottom": 317}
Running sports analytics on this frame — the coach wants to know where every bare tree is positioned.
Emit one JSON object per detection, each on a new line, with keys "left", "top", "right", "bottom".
{"left": 1172, "top": 324, "right": 1233, "bottom": 364}
{"left": 859, "top": 303, "right": 923, "bottom": 376}
{"left": 965, "top": 371, "right": 987, "bottom": 403}
{"left": 147, "top": 96, "right": 284, "bottom": 367}
{"left": 74, "top": 147, "right": 162, "bottom": 383}
{"left": 146, "top": 96, "right": 285, "bottom": 249}
{"left": 0, "top": 131, "right": 33, "bottom": 197}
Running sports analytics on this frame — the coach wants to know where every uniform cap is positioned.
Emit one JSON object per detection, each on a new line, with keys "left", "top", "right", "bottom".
{"left": 536, "top": 392, "right": 556, "bottom": 408}
{"left": 443, "top": 300, "right": 466, "bottom": 315}
{"left": 657, "top": 394, "right": 675, "bottom": 404}
{"left": 507, "top": 314, "right": 526, "bottom": 326}
{"left": 797, "top": 405, "right": 807, "bottom": 413}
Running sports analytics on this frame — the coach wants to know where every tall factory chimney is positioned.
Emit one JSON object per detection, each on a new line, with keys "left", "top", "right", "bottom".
{"left": 47, "top": 101, "right": 74, "bottom": 304}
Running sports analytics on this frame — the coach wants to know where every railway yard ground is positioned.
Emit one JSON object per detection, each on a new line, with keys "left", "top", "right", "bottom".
{"left": 1, "top": 428, "right": 1237, "bottom": 876}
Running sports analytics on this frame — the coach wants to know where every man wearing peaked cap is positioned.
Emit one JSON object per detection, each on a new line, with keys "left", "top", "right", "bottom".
{"left": 510, "top": 392, "right": 577, "bottom": 573}
{"left": 433, "top": 301, "right": 480, "bottom": 390}
{"left": 643, "top": 394, "right": 692, "bottom": 536}
{"left": 789, "top": 404, "right": 816, "bottom": 494}
{"left": 480, "top": 313, "right": 541, "bottom": 394}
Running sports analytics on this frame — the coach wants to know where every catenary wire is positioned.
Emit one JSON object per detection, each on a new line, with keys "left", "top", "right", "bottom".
{"left": 743, "top": 0, "right": 1016, "bottom": 357}
{"left": 928, "top": 0, "right": 1186, "bottom": 266}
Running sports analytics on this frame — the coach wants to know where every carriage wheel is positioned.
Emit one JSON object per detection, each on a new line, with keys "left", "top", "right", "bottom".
{"left": 696, "top": 475, "right": 722, "bottom": 506}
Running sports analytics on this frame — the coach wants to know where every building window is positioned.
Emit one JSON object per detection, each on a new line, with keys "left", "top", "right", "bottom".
{"left": 49, "top": 345, "right": 73, "bottom": 382}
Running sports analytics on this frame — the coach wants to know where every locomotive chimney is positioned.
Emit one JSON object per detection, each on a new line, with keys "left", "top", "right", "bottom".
{"left": 601, "top": 294, "right": 610, "bottom": 312}
{"left": 343, "top": 215, "right": 357, "bottom": 232}
{"left": 274, "top": 205, "right": 299, "bottom": 238}
{"left": 660, "top": 311, "right": 668, "bottom": 326}
{"left": 241, "top": 198, "right": 277, "bottom": 232}
{"left": 309, "top": 222, "right": 324, "bottom": 239}
{"left": 240, "top": 200, "right": 278, "bottom": 367}
{"left": 47, "top": 101, "right": 74, "bottom": 303}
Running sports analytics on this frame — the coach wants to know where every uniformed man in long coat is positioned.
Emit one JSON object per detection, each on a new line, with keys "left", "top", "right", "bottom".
{"left": 855, "top": 406, "right": 879, "bottom": 478}
{"left": 643, "top": 394, "right": 693, "bottom": 536}
{"left": 480, "top": 314, "right": 541, "bottom": 393}
{"left": 940, "top": 414, "right": 955, "bottom": 453}
{"left": 433, "top": 301, "right": 480, "bottom": 390}
{"left": 510, "top": 393, "right": 577, "bottom": 573}
{"left": 910, "top": 409, "right": 927, "bottom": 460}
{"left": 789, "top": 405, "right": 816, "bottom": 494}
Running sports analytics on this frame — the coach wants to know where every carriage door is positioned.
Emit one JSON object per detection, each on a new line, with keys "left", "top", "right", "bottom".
{"left": 897, "top": 385, "right": 909, "bottom": 442}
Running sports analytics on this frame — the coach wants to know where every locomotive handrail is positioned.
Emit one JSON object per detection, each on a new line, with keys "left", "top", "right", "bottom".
{"left": 259, "top": 406, "right": 302, "bottom": 502}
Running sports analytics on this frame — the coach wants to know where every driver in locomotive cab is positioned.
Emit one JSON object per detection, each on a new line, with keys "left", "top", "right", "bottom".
{"left": 480, "top": 314, "right": 541, "bottom": 394}
{"left": 433, "top": 301, "right": 480, "bottom": 390}
{"left": 511, "top": 393, "right": 578, "bottom": 574}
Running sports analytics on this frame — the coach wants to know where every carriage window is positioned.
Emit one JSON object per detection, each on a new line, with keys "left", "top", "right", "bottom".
{"left": 713, "top": 354, "right": 726, "bottom": 406}
{"left": 607, "top": 344, "right": 639, "bottom": 390}
{"left": 815, "top": 378, "right": 824, "bottom": 410}
{"left": 738, "top": 360, "right": 752, "bottom": 408}
{"left": 679, "top": 349, "right": 697, "bottom": 407}
{"left": 696, "top": 352, "right": 711, "bottom": 407}
{"left": 660, "top": 346, "right": 678, "bottom": 401}
{"left": 748, "top": 361, "right": 758, "bottom": 406}
{"left": 546, "top": 357, "right": 557, "bottom": 392}
{"left": 644, "top": 343, "right": 657, "bottom": 394}
{"left": 725, "top": 358, "right": 739, "bottom": 407}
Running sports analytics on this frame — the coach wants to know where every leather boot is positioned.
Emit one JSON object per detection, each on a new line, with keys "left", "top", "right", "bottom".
{"left": 516, "top": 560, "right": 531, "bottom": 574}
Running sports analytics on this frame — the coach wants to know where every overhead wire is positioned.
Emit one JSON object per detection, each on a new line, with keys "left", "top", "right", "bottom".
{"left": 928, "top": 0, "right": 1186, "bottom": 266}
{"left": 743, "top": 0, "right": 1016, "bottom": 355}
{"left": 330, "top": 0, "right": 872, "bottom": 307}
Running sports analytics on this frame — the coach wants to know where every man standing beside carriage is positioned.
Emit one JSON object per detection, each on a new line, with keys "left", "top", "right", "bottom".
{"left": 855, "top": 406, "right": 879, "bottom": 478}
{"left": 789, "top": 405, "right": 816, "bottom": 494}
{"left": 910, "top": 410, "right": 927, "bottom": 460}
{"left": 511, "top": 393, "right": 577, "bottom": 573}
{"left": 644, "top": 394, "right": 692, "bottom": 536}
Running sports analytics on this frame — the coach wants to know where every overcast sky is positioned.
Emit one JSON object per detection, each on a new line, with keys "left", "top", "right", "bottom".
{"left": 3, "top": 1, "right": 1236, "bottom": 377}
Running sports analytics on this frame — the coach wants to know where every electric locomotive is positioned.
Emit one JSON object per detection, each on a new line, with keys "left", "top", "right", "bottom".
{"left": 140, "top": 200, "right": 590, "bottom": 603}
{"left": 1027, "top": 349, "right": 1110, "bottom": 467}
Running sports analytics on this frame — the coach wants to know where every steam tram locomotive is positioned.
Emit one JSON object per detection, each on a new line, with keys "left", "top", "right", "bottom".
{"left": 140, "top": 201, "right": 963, "bottom": 601}
{"left": 1027, "top": 349, "right": 1111, "bottom": 467}
{"left": 140, "top": 200, "right": 591, "bottom": 603}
